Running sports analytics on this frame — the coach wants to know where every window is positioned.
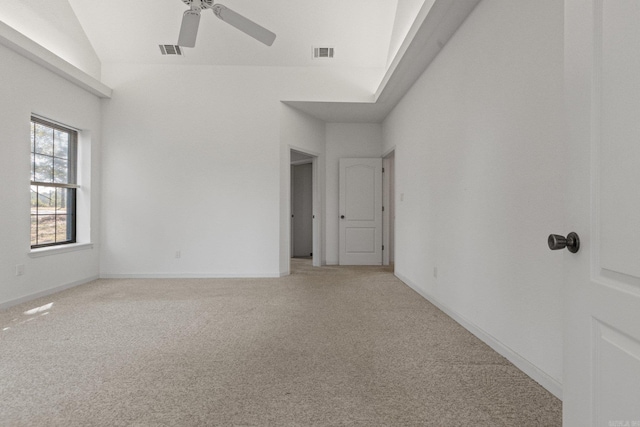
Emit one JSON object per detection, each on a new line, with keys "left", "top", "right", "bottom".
{"left": 30, "top": 117, "right": 78, "bottom": 248}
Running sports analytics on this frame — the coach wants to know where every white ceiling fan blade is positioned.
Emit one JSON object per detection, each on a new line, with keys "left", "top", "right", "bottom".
{"left": 178, "top": 10, "right": 201, "bottom": 47}
{"left": 213, "top": 4, "right": 276, "bottom": 46}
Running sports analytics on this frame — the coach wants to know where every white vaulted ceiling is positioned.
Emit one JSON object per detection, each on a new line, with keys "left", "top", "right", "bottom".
{"left": 0, "top": 0, "right": 481, "bottom": 121}
{"left": 0, "top": 0, "right": 101, "bottom": 76}
{"left": 66, "top": 0, "right": 399, "bottom": 68}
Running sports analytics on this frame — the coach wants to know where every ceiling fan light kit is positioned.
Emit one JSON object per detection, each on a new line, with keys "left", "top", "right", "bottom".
{"left": 176, "top": 0, "right": 276, "bottom": 48}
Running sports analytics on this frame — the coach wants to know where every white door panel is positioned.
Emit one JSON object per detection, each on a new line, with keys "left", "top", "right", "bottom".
{"left": 594, "top": 321, "right": 640, "bottom": 425}
{"left": 339, "top": 158, "right": 382, "bottom": 265}
{"left": 564, "top": 0, "right": 640, "bottom": 424}
{"left": 345, "top": 228, "right": 376, "bottom": 253}
{"left": 599, "top": 0, "right": 640, "bottom": 280}
{"left": 345, "top": 165, "right": 376, "bottom": 220}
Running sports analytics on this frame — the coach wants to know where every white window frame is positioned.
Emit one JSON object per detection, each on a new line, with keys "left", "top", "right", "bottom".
{"left": 30, "top": 116, "right": 79, "bottom": 249}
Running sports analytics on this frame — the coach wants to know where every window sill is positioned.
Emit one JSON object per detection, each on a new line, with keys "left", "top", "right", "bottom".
{"left": 29, "top": 243, "right": 94, "bottom": 258}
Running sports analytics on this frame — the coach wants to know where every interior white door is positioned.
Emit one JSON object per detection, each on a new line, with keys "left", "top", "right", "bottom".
{"left": 339, "top": 158, "right": 382, "bottom": 265}
{"left": 564, "top": 1, "right": 640, "bottom": 424}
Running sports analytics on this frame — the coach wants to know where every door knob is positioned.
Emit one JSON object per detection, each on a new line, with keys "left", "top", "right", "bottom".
{"left": 548, "top": 232, "right": 580, "bottom": 253}
{"left": 340, "top": 215, "right": 345, "bottom": 219}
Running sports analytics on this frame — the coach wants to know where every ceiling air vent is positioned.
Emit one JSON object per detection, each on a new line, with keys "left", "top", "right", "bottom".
{"left": 159, "top": 45, "right": 183, "bottom": 56}
{"left": 313, "top": 46, "right": 334, "bottom": 59}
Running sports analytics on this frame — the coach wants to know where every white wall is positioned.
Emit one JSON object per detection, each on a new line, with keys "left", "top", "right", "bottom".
{"left": 100, "top": 65, "right": 277, "bottom": 277}
{"left": 325, "top": 123, "right": 383, "bottom": 264}
{"left": 383, "top": 0, "right": 566, "bottom": 394}
{"left": 0, "top": 44, "right": 102, "bottom": 308}
{"left": 100, "top": 65, "right": 380, "bottom": 277}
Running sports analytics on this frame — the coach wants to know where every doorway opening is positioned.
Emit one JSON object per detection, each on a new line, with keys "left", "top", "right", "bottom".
{"left": 290, "top": 149, "right": 320, "bottom": 269}
{"left": 383, "top": 150, "right": 395, "bottom": 269}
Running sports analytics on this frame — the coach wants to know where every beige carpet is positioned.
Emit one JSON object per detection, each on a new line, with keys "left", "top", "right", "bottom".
{"left": 0, "top": 260, "right": 561, "bottom": 426}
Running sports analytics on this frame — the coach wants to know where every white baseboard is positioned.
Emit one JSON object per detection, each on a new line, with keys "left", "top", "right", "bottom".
{"left": 99, "top": 272, "right": 282, "bottom": 279}
{"left": 395, "top": 272, "right": 563, "bottom": 400}
{"left": 0, "top": 275, "right": 99, "bottom": 311}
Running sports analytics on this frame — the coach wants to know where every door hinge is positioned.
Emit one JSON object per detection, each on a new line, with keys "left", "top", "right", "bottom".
{"left": 382, "top": 167, "right": 385, "bottom": 173}
{"left": 382, "top": 206, "right": 385, "bottom": 212}
{"left": 382, "top": 245, "right": 385, "bottom": 251}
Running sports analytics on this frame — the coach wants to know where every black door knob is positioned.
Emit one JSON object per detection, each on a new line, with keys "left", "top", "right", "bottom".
{"left": 340, "top": 215, "right": 345, "bottom": 219}
{"left": 548, "top": 232, "right": 580, "bottom": 253}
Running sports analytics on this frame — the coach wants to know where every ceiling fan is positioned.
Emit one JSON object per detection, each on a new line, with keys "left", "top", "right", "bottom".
{"left": 177, "top": 0, "right": 276, "bottom": 48}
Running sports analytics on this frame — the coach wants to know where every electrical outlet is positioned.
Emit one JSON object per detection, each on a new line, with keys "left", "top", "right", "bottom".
{"left": 400, "top": 193, "right": 405, "bottom": 202}
{"left": 433, "top": 267, "right": 438, "bottom": 278}
{"left": 15, "top": 264, "right": 25, "bottom": 276}
{"left": 175, "top": 251, "right": 181, "bottom": 259}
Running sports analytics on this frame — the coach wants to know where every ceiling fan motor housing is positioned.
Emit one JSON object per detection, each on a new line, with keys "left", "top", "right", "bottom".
{"left": 181, "top": 0, "right": 214, "bottom": 8}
